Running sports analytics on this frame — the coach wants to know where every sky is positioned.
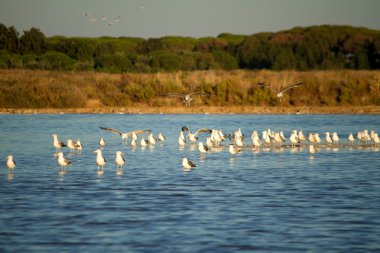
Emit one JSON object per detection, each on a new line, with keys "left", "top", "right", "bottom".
{"left": 0, "top": 0, "right": 380, "bottom": 39}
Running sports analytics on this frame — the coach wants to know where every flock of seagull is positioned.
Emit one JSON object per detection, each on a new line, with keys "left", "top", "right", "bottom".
{"left": 4, "top": 125, "right": 379, "bottom": 175}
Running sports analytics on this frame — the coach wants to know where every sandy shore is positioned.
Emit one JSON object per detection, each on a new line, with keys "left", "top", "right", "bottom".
{"left": 1, "top": 106, "right": 380, "bottom": 114}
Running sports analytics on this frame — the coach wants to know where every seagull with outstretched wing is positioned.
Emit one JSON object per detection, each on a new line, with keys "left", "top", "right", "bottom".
{"left": 257, "top": 82, "right": 304, "bottom": 100}
{"left": 100, "top": 127, "right": 151, "bottom": 142}
{"left": 167, "top": 92, "right": 210, "bottom": 106}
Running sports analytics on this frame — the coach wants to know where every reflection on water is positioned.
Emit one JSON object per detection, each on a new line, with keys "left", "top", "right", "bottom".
{"left": 0, "top": 114, "right": 380, "bottom": 252}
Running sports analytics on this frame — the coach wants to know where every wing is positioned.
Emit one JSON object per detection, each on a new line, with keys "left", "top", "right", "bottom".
{"left": 126, "top": 129, "right": 151, "bottom": 137}
{"left": 257, "top": 83, "right": 278, "bottom": 94}
{"left": 188, "top": 160, "right": 197, "bottom": 167}
{"left": 100, "top": 127, "right": 124, "bottom": 136}
{"left": 189, "top": 92, "right": 210, "bottom": 97}
{"left": 194, "top": 128, "right": 212, "bottom": 136}
{"left": 279, "top": 83, "right": 304, "bottom": 93}
{"left": 167, "top": 93, "right": 185, "bottom": 97}
{"left": 64, "top": 158, "right": 72, "bottom": 165}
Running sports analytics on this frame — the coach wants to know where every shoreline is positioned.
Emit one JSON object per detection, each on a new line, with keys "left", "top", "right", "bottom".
{"left": 1, "top": 106, "right": 380, "bottom": 114}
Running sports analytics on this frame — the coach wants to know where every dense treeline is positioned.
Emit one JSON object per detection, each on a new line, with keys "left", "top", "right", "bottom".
{"left": 1, "top": 23, "right": 380, "bottom": 72}
{"left": 1, "top": 69, "right": 379, "bottom": 109}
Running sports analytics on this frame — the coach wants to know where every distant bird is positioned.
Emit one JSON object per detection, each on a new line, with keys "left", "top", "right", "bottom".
{"left": 182, "top": 158, "right": 197, "bottom": 170}
{"left": 140, "top": 137, "right": 149, "bottom": 147}
{"left": 158, "top": 133, "right": 166, "bottom": 142}
{"left": 93, "top": 149, "right": 106, "bottom": 174}
{"left": 57, "top": 152, "right": 71, "bottom": 171}
{"left": 67, "top": 139, "right": 79, "bottom": 153}
{"left": 147, "top": 133, "right": 157, "bottom": 145}
{"left": 257, "top": 82, "right": 304, "bottom": 100}
{"left": 51, "top": 134, "right": 66, "bottom": 153}
{"left": 373, "top": 133, "right": 380, "bottom": 147}
{"left": 115, "top": 151, "right": 125, "bottom": 173}
{"left": 99, "top": 137, "right": 106, "bottom": 148}
{"left": 348, "top": 133, "right": 355, "bottom": 145}
{"left": 167, "top": 92, "right": 210, "bottom": 106}
{"left": 198, "top": 142, "right": 209, "bottom": 155}
{"left": 289, "top": 130, "right": 300, "bottom": 148}
{"left": 100, "top": 127, "right": 151, "bottom": 142}
{"left": 178, "top": 126, "right": 188, "bottom": 146}
{"left": 6, "top": 155, "right": 16, "bottom": 169}
{"left": 228, "top": 144, "right": 242, "bottom": 155}
{"left": 186, "top": 127, "right": 212, "bottom": 142}
{"left": 75, "top": 139, "right": 83, "bottom": 153}
{"left": 325, "top": 132, "right": 333, "bottom": 145}
{"left": 332, "top": 132, "right": 340, "bottom": 145}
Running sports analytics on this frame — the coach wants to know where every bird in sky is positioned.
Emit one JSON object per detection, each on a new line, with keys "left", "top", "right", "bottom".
{"left": 167, "top": 92, "right": 210, "bottom": 106}
{"left": 257, "top": 82, "right": 304, "bottom": 101}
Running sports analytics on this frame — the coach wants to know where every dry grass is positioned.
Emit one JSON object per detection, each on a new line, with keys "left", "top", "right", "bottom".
{"left": 0, "top": 69, "right": 380, "bottom": 113}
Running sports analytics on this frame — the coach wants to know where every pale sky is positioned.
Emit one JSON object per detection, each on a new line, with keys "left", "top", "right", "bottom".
{"left": 0, "top": 0, "right": 379, "bottom": 38}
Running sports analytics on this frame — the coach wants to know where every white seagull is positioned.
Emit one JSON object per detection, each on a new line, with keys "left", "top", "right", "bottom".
{"left": 167, "top": 92, "right": 210, "bottom": 106}
{"left": 182, "top": 158, "right": 197, "bottom": 170}
{"left": 51, "top": 134, "right": 66, "bottom": 153}
{"left": 228, "top": 144, "right": 242, "bottom": 155}
{"left": 100, "top": 127, "right": 151, "bottom": 142}
{"left": 75, "top": 139, "right": 83, "bottom": 153}
{"left": 115, "top": 151, "right": 125, "bottom": 174}
{"left": 6, "top": 155, "right": 16, "bottom": 169}
{"left": 348, "top": 133, "right": 355, "bottom": 145}
{"left": 198, "top": 142, "right": 209, "bottom": 155}
{"left": 93, "top": 149, "right": 106, "bottom": 174}
{"left": 99, "top": 137, "right": 106, "bottom": 148}
{"left": 57, "top": 152, "right": 71, "bottom": 172}
{"left": 257, "top": 82, "right": 304, "bottom": 100}
{"left": 158, "top": 133, "right": 166, "bottom": 142}
{"left": 332, "top": 132, "right": 339, "bottom": 145}
{"left": 178, "top": 126, "right": 188, "bottom": 146}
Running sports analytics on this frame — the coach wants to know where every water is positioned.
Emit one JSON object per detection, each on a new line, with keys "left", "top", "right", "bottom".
{"left": 0, "top": 114, "right": 380, "bottom": 252}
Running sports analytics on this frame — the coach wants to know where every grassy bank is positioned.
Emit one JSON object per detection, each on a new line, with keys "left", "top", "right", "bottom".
{"left": 0, "top": 69, "right": 379, "bottom": 113}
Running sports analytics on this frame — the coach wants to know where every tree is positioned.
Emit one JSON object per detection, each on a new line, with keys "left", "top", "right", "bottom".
{"left": 19, "top": 27, "right": 46, "bottom": 54}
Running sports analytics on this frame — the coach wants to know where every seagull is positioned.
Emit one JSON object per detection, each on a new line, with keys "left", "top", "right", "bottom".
{"left": 348, "top": 133, "right": 355, "bottom": 145}
{"left": 6, "top": 155, "right": 16, "bottom": 169}
{"left": 93, "top": 149, "right": 106, "bottom": 174}
{"left": 182, "top": 158, "right": 197, "bottom": 170}
{"left": 198, "top": 142, "right": 209, "bottom": 155}
{"left": 178, "top": 126, "right": 188, "bottom": 146}
{"left": 158, "top": 133, "right": 166, "bottom": 142}
{"left": 51, "top": 134, "right": 66, "bottom": 153}
{"left": 167, "top": 92, "right": 210, "bottom": 106}
{"left": 57, "top": 152, "right": 71, "bottom": 171}
{"left": 147, "top": 133, "right": 157, "bottom": 145}
{"left": 373, "top": 133, "right": 380, "bottom": 147}
{"left": 99, "top": 137, "right": 106, "bottom": 148}
{"left": 67, "top": 139, "right": 79, "bottom": 154}
{"left": 325, "top": 132, "right": 333, "bottom": 145}
{"left": 75, "top": 139, "right": 83, "bottom": 153}
{"left": 100, "top": 127, "right": 151, "bottom": 142}
{"left": 115, "top": 151, "right": 125, "bottom": 174}
{"left": 332, "top": 132, "right": 339, "bottom": 145}
{"left": 298, "top": 130, "right": 306, "bottom": 143}
{"left": 257, "top": 82, "right": 304, "bottom": 100}
{"left": 289, "top": 130, "right": 299, "bottom": 148}
{"left": 186, "top": 127, "right": 212, "bottom": 142}
{"left": 140, "top": 137, "right": 149, "bottom": 147}
{"left": 228, "top": 144, "right": 242, "bottom": 155}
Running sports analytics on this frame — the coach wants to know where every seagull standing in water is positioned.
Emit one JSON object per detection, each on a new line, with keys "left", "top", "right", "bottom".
{"left": 186, "top": 127, "right": 212, "bottom": 142}
{"left": 158, "top": 133, "right": 166, "bottom": 142}
{"left": 93, "top": 149, "right": 106, "bottom": 174}
{"left": 6, "top": 155, "right": 16, "bottom": 170}
{"left": 348, "top": 133, "right": 355, "bottom": 145}
{"left": 57, "top": 152, "right": 71, "bottom": 172}
{"left": 198, "top": 142, "right": 209, "bottom": 156}
{"left": 178, "top": 126, "right": 188, "bottom": 146}
{"left": 51, "top": 134, "right": 66, "bottom": 153}
{"left": 167, "top": 92, "right": 210, "bottom": 106}
{"left": 182, "top": 158, "right": 197, "bottom": 171}
{"left": 257, "top": 82, "right": 304, "bottom": 101}
{"left": 115, "top": 151, "right": 125, "bottom": 174}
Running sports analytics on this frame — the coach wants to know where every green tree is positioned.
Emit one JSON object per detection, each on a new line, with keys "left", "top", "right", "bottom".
{"left": 19, "top": 27, "right": 47, "bottom": 54}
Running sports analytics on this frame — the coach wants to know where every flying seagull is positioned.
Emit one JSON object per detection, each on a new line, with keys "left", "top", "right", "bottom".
{"left": 100, "top": 127, "right": 151, "bottom": 142}
{"left": 167, "top": 92, "right": 210, "bottom": 106}
{"left": 257, "top": 82, "right": 304, "bottom": 100}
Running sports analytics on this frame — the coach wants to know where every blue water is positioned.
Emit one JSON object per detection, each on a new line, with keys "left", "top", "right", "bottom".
{"left": 0, "top": 114, "right": 380, "bottom": 252}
